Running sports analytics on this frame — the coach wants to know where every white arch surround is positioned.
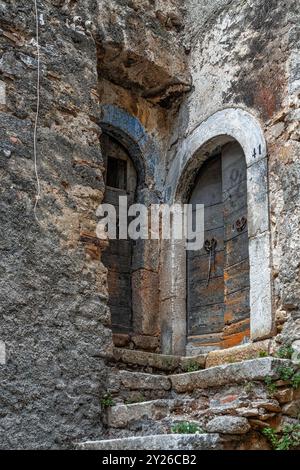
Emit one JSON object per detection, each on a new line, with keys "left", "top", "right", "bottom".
{"left": 160, "top": 108, "right": 274, "bottom": 355}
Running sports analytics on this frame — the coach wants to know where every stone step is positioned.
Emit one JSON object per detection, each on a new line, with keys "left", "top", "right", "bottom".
{"left": 104, "top": 393, "right": 283, "bottom": 440}
{"left": 108, "top": 358, "right": 292, "bottom": 401}
{"left": 111, "top": 347, "right": 206, "bottom": 373}
{"left": 105, "top": 398, "right": 207, "bottom": 429}
{"left": 77, "top": 433, "right": 223, "bottom": 450}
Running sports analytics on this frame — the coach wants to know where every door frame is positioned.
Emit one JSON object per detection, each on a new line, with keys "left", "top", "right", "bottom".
{"left": 160, "top": 108, "right": 274, "bottom": 355}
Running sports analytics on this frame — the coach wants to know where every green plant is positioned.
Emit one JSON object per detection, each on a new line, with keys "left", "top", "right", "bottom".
{"left": 258, "top": 351, "right": 268, "bottom": 358}
{"left": 291, "top": 372, "right": 300, "bottom": 389}
{"left": 277, "top": 366, "right": 295, "bottom": 381}
{"left": 263, "top": 424, "right": 300, "bottom": 450}
{"left": 184, "top": 361, "right": 201, "bottom": 372}
{"left": 265, "top": 376, "right": 277, "bottom": 395}
{"left": 243, "top": 381, "right": 254, "bottom": 393}
{"left": 100, "top": 393, "right": 115, "bottom": 408}
{"left": 171, "top": 421, "right": 203, "bottom": 434}
{"left": 262, "top": 427, "right": 278, "bottom": 448}
{"left": 276, "top": 345, "right": 294, "bottom": 359}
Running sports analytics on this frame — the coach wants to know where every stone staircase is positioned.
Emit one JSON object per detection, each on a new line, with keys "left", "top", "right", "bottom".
{"left": 76, "top": 348, "right": 300, "bottom": 450}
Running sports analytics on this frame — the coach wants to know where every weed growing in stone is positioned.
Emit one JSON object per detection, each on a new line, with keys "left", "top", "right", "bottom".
{"left": 100, "top": 393, "right": 115, "bottom": 408}
{"left": 184, "top": 361, "right": 201, "bottom": 372}
{"left": 258, "top": 351, "right": 268, "bottom": 358}
{"left": 243, "top": 381, "right": 255, "bottom": 393}
{"left": 263, "top": 424, "right": 300, "bottom": 450}
{"left": 291, "top": 372, "right": 300, "bottom": 389}
{"left": 171, "top": 422, "right": 203, "bottom": 434}
{"left": 277, "top": 366, "right": 295, "bottom": 381}
{"left": 265, "top": 366, "right": 300, "bottom": 396}
{"left": 265, "top": 376, "right": 277, "bottom": 395}
{"left": 276, "top": 345, "right": 294, "bottom": 359}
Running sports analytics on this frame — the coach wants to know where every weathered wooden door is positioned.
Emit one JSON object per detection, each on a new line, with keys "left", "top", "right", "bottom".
{"left": 187, "top": 142, "right": 250, "bottom": 351}
{"left": 101, "top": 133, "right": 137, "bottom": 334}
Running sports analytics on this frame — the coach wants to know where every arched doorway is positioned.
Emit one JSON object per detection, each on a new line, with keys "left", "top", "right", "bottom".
{"left": 101, "top": 132, "right": 137, "bottom": 334}
{"left": 187, "top": 141, "right": 250, "bottom": 352}
{"left": 161, "top": 108, "right": 273, "bottom": 356}
{"left": 99, "top": 105, "right": 161, "bottom": 350}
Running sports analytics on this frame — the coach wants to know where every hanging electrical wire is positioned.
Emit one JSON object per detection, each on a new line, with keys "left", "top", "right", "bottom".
{"left": 33, "top": 0, "right": 41, "bottom": 225}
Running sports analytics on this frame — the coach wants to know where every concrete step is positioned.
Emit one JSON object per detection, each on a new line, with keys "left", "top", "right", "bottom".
{"left": 108, "top": 358, "right": 292, "bottom": 402}
{"left": 111, "top": 347, "right": 206, "bottom": 373}
{"left": 77, "top": 433, "right": 223, "bottom": 450}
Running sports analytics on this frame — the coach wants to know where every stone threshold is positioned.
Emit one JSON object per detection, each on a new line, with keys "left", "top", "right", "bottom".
{"left": 111, "top": 358, "right": 292, "bottom": 394}
{"left": 111, "top": 339, "right": 271, "bottom": 372}
{"left": 112, "top": 347, "right": 206, "bottom": 372}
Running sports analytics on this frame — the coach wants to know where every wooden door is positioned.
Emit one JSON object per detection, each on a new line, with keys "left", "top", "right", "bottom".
{"left": 101, "top": 134, "right": 137, "bottom": 334}
{"left": 187, "top": 142, "right": 249, "bottom": 351}
{"left": 222, "top": 142, "right": 250, "bottom": 347}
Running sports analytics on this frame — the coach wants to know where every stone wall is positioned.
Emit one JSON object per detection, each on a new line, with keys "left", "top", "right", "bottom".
{"left": 165, "top": 0, "right": 300, "bottom": 353}
{"left": 0, "top": 0, "right": 299, "bottom": 449}
{"left": 0, "top": 0, "right": 113, "bottom": 449}
{"left": 0, "top": 0, "right": 189, "bottom": 449}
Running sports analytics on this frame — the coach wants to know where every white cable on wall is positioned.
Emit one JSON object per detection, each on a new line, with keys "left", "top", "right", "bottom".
{"left": 33, "top": 0, "right": 41, "bottom": 225}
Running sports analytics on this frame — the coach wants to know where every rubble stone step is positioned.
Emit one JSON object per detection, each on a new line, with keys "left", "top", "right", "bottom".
{"left": 76, "top": 433, "right": 223, "bottom": 450}
{"left": 169, "top": 358, "right": 291, "bottom": 393}
{"left": 105, "top": 398, "right": 206, "bottom": 429}
{"left": 112, "top": 347, "right": 206, "bottom": 373}
{"left": 108, "top": 358, "right": 292, "bottom": 399}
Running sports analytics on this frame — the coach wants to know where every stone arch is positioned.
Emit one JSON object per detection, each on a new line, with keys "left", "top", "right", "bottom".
{"left": 99, "top": 104, "right": 160, "bottom": 193}
{"left": 99, "top": 105, "right": 161, "bottom": 348}
{"left": 161, "top": 108, "right": 274, "bottom": 355}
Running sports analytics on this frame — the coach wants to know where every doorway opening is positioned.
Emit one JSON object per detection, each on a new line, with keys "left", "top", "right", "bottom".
{"left": 187, "top": 141, "right": 250, "bottom": 352}
{"left": 100, "top": 132, "right": 137, "bottom": 335}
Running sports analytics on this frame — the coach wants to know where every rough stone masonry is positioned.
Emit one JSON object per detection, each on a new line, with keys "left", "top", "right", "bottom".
{"left": 0, "top": 0, "right": 299, "bottom": 450}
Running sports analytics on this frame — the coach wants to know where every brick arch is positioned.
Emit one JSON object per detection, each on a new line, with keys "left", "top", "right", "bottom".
{"left": 161, "top": 108, "right": 274, "bottom": 355}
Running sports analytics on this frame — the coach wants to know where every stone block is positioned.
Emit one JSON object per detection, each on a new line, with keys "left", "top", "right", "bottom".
{"left": 160, "top": 296, "right": 187, "bottom": 356}
{"left": 236, "top": 408, "right": 260, "bottom": 417}
{"left": 205, "top": 340, "right": 270, "bottom": 368}
{"left": 112, "top": 333, "right": 131, "bottom": 348}
{"left": 131, "top": 334, "right": 160, "bottom": 352}
{"left": 160, "top": 239, "right": 186, "bottom": 301}
{"left": 77, "top": 433, "right": 223, "bottom": 450}
{"left": 249, "top": 232, "right": 274, "bottom": 341}
{"left": 247, "top": 158, "right": 269, "bottom": 237}
{"left": 206, "top": 416, "right": 250, "bottom": 435}
{"left": 274, "top": 388, "right": 294, "bottom": 404}
{"left": 107, "top": 399, "right": 172, "bottom": 428}
{"left": 0, "top": 80, "right": 6, "bottom": 105}
{"left": 132, "top": 269, "right": 159, "bottom": 336}
{"left": 118, "top": 370, "right": 171, "bottom": 391}
{"left": 282, "top": 400, "right": 300, "bottom": 418}
{"left": 252, "top": 399, "right": 281, "bottom": 413}
{"left": 170, "top": 358, "right": 291, "bottom": 393}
